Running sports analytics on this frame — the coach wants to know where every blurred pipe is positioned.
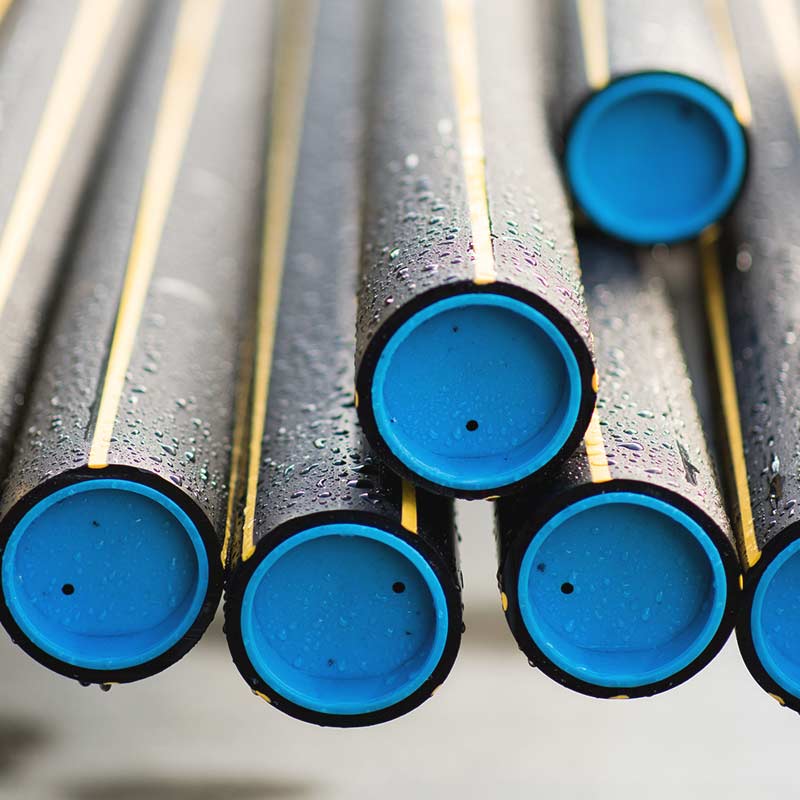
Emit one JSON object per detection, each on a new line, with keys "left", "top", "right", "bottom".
{"left": 0, "top": 0, "right": 270, "bottom": 685}
{"left": 497, "top": 235, "right": 739, "bottom": 699}
{"left": 354, "top": 0, "right": 596, "bottom": 499}
{"left": 559, "top": 0, "right": 749, "bottom": 244}
{"left": 0, "top": 0, "right": 148, "bottom": 478}
{"left": 223, "top": 0, "right": 463, "bottom": 728}
{"left": 706, "top": 0, "right": 800, "bottom": 713}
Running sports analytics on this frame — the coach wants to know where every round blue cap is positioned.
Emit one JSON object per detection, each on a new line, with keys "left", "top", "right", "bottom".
{"left": 240, "top": 523, "right": 449, "bottom": 716}
{"left": 517, "top": 492, "right": 727, "bottom": 687}
{"left": 751, "top": 539, "right": 800, "bottom": 698}
{"left": 566, "top": 72, "right": 747, "bottom": 244}
{"left": 1, "top": 479, "right": 209, "bottom": 671}
{"left": 371, "top": 294, "right": 582, "bottom": 491}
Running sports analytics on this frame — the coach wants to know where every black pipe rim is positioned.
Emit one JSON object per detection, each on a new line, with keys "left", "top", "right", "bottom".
{"left": 0, "top": 464, "right": 224, "bottom": 685}
{"left": 356, "top": 279, "right": 596, "bottom": 500}
{"left": 224, "top": 509, "right": 463, "bottom": 728}
{"left": 500, "top": 478, "right": 740, "bottom": 699}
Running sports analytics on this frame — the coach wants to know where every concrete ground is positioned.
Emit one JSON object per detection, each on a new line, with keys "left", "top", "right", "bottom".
{"left": 0, "top": 500, "right": 796, "bottom": 800}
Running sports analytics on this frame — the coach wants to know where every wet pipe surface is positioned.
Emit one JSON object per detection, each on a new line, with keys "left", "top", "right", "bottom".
{"left": 0, "top": 0, "right": 795, "bottom": 728}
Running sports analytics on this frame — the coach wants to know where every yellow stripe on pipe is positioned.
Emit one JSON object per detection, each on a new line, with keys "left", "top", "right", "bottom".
{"left": 700, "top": 227, "right": 760, "bottom": 568}
{"left": 88, "top": 0, "right": 223, "bottom": 469}
{"left": 221, "top": 335, "right": 254, "bottom": 567}
{"left": 584, "top": 408, "right": 612, "bottom": 483}
{"left": 577, "top": 0, "right": 610, "bottom": 90}
{"left": 241, "top": 0, "right": 317, "bottom": 561}
{"left": 0, "top": 0, "right": 122, "bottom": 323}
{"left": 760, "top": 0, "right": 800, "bottom": 136}
{"left": 442, "top": 0, "right": 496, "bottom": 285}
{"left": 706, "top": 0, "right": 753, "bottom": 126}
{"left": 770, "top": 693, "right": 786, "bottom": 706}
{"left": 401, "top": 480, "right": 419, "bottom": 534}
{"left": 0, "top": 0, "right": 14, "bottom": 28}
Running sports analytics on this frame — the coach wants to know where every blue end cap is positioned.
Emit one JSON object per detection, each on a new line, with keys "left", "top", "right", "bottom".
{"left": 517, "top": 492, "right": 727, "bottom": 687}
{"left": 751, "top": 539, "right": 800, "bottom": 698}
{"left": 240, "top": 524, "right": 449, "bottom": 716}
{"left": 1, "top": 479, "right": 209, "bottom": 671}
{"left": 372, "top": 294, "right": 582, "bottom": 491}
{"left": 566, "top": 72, "right": 747, "bottom": 244}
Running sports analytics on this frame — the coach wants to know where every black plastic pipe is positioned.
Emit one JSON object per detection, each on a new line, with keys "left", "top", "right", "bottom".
{"left": 704, "top": 0, "right": 800, "bottom": 713}
{"left": 0, "top": 0, "right": 269, "bottom": 685}
{"left": 498, "top": 235, "right": 740, "bottom": 699}
{"left": 0, "top": 0, "right": 149, "bottom": 477}
{"left": 559, "top": 0, "right": 749, "bottom": 244}
{"left": 223, "top": 0, "right": 463, "bottom": 728}
{"left": 354, "top": 0, "right": 596, "bottom": 500}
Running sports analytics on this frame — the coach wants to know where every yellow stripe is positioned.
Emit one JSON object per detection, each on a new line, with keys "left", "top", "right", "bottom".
{"left": 577, "top": 0, "right": 609, "bottom": 89}
{"left": 706, "top": 0, "right": 752, "bottom": 126}
{"left": 584, "top": 409, "right": 612, "bottom": 483}
{"left": 700, "top": 227, "right": 760, "bottom": 568}
{"left": 401, "top": 480, "right": 418, "bottom": 534}
{"left": 88, "top": 0, "right": 223, "bottom": 468}
{"left": 241, "top": 0, "right": 317, "bottom": 561}
{"left": 221, "top": 335, "right": 254, "bottom": 567}
{"left": 442, "top": 0, "right": 496, "bottom": 285}
{"left": 0, "top": 0, "right": 14, "bottom": 29}
{"left": 0, "top": 0, "right": 122, "bottom": 323}
{"left": 760, "top": 0, "right": 800, "bottom": 136}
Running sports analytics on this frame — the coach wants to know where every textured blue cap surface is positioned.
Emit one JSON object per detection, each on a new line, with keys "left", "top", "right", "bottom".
{"left": 566, "top": 73, "right": 747, "bottom": 244}
{"left": 372, "top": 294, "right": 582, "bottom": 491}
{"left": 2, "top": 479, "right": 209, "bottom": 671}
{"left": 517, "top": 492, "right": 727, "bottom": 687}
{"left": 751, "top": 539, "right": 800, "bottom": 698}
{"left": 240, "top": 523, "right": 449, "bottom": 715}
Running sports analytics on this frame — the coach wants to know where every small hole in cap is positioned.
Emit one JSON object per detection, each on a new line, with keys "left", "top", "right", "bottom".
{"left": 465, "top": 420, "right": 479, "bottom": 432}
{"left": 392, "top": 581, "right": 406, "bottom": 594}
{"left": 61, "top": 584, "right": 75, "bottom": 596}
{"left": 560, "top": 582, "right": 574, "bottom": 595}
